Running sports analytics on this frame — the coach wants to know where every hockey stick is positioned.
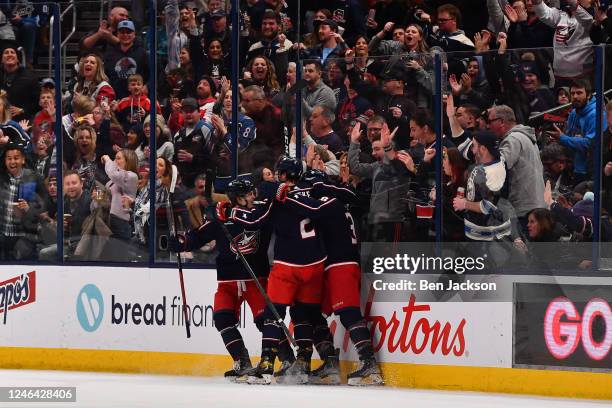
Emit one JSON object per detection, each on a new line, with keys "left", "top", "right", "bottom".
{"left": 203, "top": 170, "right": 296, "bottom": 347}
{"left": 168, "top": 165, "right": 191, "bottom": 338}
{"left": 215, "top": 216, "right": 297, "bottom": 348}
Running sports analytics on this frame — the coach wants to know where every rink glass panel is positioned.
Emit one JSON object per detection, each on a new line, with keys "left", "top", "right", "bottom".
{"left": 2, "top": 0, "right": 608, "bottom": 278}
{"left": 60, "top": 1, "right": 152, "bottom": 263}
{"left": 601, "top": 44, "right": 611, "bottom": 271}
{"left": 442, "top": 46, "right": 600, "bottom": 275}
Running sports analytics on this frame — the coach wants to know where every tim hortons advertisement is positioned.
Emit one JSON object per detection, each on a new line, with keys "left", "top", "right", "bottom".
{"left": 514, "top": 283, "right": 612, "bottom": 371}
{"left": 340, "top": 286, "right": 512, "bottom": 367}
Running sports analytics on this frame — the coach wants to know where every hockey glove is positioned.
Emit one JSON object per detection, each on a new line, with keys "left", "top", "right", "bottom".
{"left": 276, "top": 183, "right": 290, "bottom": 203}
{"left": 216, "top": 200, "right": 233, "bottom": 222}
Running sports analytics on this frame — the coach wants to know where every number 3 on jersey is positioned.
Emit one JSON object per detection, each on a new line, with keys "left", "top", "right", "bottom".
{"left": 300, "top": 218, "right": 316, "bottom": 239}
{"left": 345, "top": 212, "right": 358, "bottom": 244}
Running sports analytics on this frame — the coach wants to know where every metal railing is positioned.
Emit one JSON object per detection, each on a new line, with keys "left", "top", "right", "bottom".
{"left": 48, "top": 0, "right": 77, "bottom": 80}
{"left": 100, "top": 0, "right": 109, "bottom": 24}
{"left": 48, "top": 15, "right": 54, "bottom": 78}
{"left": 60, "top": 1, "right": 77, "bottom": 87}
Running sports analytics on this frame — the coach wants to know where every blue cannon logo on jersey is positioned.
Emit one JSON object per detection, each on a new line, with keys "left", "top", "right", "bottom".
{"left": 0, "top": 271, "right": 36, "bottom": 324}
{"left": 230, "top": 230, "right": 260, "bottom": 256}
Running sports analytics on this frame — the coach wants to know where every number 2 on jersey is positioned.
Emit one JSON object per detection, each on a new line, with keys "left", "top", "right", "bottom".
{"left": 300, "top": 218, "right": 316, "bottom": 239}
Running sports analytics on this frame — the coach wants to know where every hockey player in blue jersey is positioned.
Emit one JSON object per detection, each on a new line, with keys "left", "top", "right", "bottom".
{"left": 169, "top": 179, "right": 294, "bottom": 382}
{"left": 220, "top": 157, "right": 342, "bottom": 384}
{"left": 299, "top": 169, "right": 383, "bottom": 386}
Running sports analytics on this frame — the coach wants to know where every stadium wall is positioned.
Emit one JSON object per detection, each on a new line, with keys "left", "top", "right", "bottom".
{"left": 0, "top": 265, "right": 609, "bottom": 400}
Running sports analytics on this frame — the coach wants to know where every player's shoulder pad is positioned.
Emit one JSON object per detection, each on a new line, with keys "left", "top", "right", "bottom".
{"left": 312, "top": 180, "right": 357, "bottom": 199}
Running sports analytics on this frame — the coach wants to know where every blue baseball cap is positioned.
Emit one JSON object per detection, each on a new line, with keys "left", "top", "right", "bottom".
{"left": 117, "top": 20, "right": 136, "bottom": 32}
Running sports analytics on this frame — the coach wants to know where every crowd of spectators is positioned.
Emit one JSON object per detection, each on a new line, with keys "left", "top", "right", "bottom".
{"left": 0, "top": 0, "right": 611, "bottom": 269}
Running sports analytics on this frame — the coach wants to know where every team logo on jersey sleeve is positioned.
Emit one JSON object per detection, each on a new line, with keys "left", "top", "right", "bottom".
{"left": 230, "top": 230, "right": 260, "bottom": 256}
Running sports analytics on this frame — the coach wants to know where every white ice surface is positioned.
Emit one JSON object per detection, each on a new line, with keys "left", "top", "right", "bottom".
{"left": 0, "top": 369, "right": 609, "bottom": 408}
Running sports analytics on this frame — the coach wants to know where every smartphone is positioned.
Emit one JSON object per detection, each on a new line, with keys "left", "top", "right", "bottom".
{"left": 18, "top": 182, "right": 36, "bottom": 202}
{"left": 368, "top": 9, "right": 376, "bottom": 20}
{"left": 333, "top": 9, "right": 345, "bottom": 23}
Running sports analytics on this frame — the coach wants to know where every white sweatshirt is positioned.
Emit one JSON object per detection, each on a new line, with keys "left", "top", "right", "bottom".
{"left": 535, "top": 1, "right": 594, "bottom": 78}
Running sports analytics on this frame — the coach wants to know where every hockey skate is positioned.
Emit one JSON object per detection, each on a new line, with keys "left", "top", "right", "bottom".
{"left": 274, "top": 356, "right": 310, "bottom": 385}
{"left": 224, "top": 355, "right": 252, "bottom": 383}
{"left": 347, "top": 357, "right": 384, "bottom": 386}
{"left": 246, "top": 356, "right": 274, "bottom": 385}
{"left": 272, "top": 359, "right": 292, "bottom": 378}
{"left": 309, "top": 348, "right": 340, "bottom": 385}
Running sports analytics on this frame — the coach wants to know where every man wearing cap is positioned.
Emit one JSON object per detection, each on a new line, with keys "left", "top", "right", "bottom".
{"left": 528, "top": 63, "right": 555, "bottom": 109}
{"left": 304, "top": 19, "right": 347, "bottom": 68}
{"left": 453, "top": 130, "right": 514, "bottom": 242}
{"left": 81, "top": 6, "right": 130, "bottom": 53}
{"left": 375, "top": 66, "right": 416, "bottom": 150}
{"left": 168, "top": 76, "right": 217, "bottom": 131}
{"left": 205, "top": 9, "right": 231, "bottom": 52}
{"left": 0, "top": 42, "right": 39, "bottom": 120}
{"left": 172, "top": 97, "right": 220, "bottom": 189}
{"left": 497, "top": 52, "right": 555, "bottom": 122}
{"left": 103, "top": 20, "right": 148, "bottom": 99}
